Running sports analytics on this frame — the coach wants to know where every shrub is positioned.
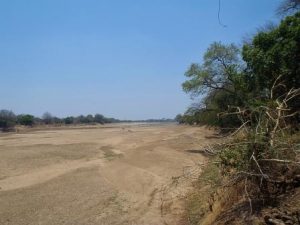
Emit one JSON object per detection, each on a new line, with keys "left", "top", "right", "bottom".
{"left": 17, "top": 114, "right": 34, "bottom": 126}
{"left": 0, "top": 110, "right": 16, "bottom": 131}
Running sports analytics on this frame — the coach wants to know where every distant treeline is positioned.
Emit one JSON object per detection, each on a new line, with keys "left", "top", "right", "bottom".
{"left": 0, "top": 110, "right": 174, "bottom": 132}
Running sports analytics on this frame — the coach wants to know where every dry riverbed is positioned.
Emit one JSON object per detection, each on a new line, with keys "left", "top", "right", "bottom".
{"left": 0, "top": 123, "right": 218, "bottom": 225}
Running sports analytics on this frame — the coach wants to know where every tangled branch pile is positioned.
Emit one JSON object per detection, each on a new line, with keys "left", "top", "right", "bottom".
{"left": 219, "top": 85, "right": 300, "bottom": 210}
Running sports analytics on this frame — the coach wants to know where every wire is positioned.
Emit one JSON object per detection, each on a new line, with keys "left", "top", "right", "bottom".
{"left": 218, "top": 0, "right": 227, "bottom": 28}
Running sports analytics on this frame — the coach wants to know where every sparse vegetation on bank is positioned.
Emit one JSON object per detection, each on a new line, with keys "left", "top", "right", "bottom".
{"left": 0, "top": 110, "right": 174, "bottom": 132}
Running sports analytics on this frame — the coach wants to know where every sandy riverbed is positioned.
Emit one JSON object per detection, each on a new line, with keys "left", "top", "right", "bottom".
{"left": 0, "top": 123, "right": 218, "bottom": 225}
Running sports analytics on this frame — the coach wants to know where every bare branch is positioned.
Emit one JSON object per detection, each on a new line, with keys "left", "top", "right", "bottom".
{"left": 244, "top": 178, "right": 253, "bottom": 215}
{"left": 258, "top": 159, "right": 300, "bottom": 165}
{"left": 250, "top": 153, "right": 269, "bottom": 179}
{"left": 229, "top": 120, "right": 250, "bottom": 137}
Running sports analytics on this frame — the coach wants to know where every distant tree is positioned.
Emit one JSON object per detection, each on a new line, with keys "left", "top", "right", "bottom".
{"left": 103, "top": 117, "right": 120, "bottom": 123}
{"left": 94, "top": 114, "right": 105, "bottom": 124}
{"left": 63, "top": 116, "right": 74, "bottom": 124}
{"left": 76, "top": 115, "right": 87, "bottom": 123}
{"left": 17, "top": 114, "right": 34, "bottom": 126}
{"left": 175, "top": 114, "right": 183, "bottom": 124}
{"left": 42, "top": 112, "right": 53, "bottom": 124}
{"left": 86, "top": 114, "right": 94, "bottom": 123}
{"left": 33, "top": 117, "right": 43, "bottom": 125}
{"left": 52, "top": 117, "right": 63, "bottom": 124}
{"left": 0, "top": 110, "right": 16, "bottom": 131}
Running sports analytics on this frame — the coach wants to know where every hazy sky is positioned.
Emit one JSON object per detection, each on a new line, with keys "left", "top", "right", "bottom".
{"left": 0, "top": 0, "right": 281, "bottom": 120}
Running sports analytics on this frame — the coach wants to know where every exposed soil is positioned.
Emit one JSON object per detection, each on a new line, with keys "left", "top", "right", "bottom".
{"left": 0, "top": 123, "right": 218, "bottom": 225}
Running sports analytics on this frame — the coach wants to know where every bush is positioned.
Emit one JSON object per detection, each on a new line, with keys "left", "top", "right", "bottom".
{"left": 63, "top": 117, "right": 74, "bottom": 124}
{"left": 0, "top": 110, "right": 16, "bottom": 131}
{"left": 17, "top": 114, "right": 34, "bottom": 126}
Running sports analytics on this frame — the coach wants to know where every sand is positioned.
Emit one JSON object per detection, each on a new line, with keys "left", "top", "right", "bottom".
{"left": 0, "top": 123, "right": 217, "bottom": 225}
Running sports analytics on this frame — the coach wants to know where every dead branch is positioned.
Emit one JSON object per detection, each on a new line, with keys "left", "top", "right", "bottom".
{"left": 258, "top": 159, "right": 300, "bottom": 165}
{"left": 229, "top": 120, "right": 250, "bottom": 137}
{"left": 244, "top": 178, "right": 253, "bottom": 215}
{"left": 271, "top": 74, "right": 284, "bottom": 100}
{"left": 250, "top": 153, "right": 269, "bottom": 179}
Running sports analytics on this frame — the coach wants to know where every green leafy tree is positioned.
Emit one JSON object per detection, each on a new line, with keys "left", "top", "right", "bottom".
{"left": 242, "top": 12, "right": 300, "bottom": 114}
{"left": 94, "top": 114, "right": 105, "bottom": 124}
{"left": 182, "top": 42, "right": 246, "bottom": 128}
{"left": 243, "top": 12, "right": 300, "bottom": 93}
{"left": 63, "top": 117, "right": 74, "bottom": 124}
{"left": 175, "top": 114, "right": 183, "bottom": 124}
{"left": 18, "top": 114, "right": 34, "bottom": 126}
{"left": 182, "top": 42, "right": 244, "bottom": 97}
{"left": 86, "top": 114, "right": 94, "bottom": 123}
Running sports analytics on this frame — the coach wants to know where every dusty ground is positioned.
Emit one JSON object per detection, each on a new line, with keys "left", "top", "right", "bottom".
{"left": 0, "top": 123, "right": 218, "bottom": 225}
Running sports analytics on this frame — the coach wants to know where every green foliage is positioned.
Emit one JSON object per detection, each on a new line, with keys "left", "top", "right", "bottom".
{"left": 0, "top": 110, "right": 171, "bottom": 130}
{"left": 86, "top": 114, "right": 94, "bottom": 123}
{"left": 242, "top": 12, "right": 300, "bottom": 102}
{"left": 63, "top": 117, "right": 74, "bottom": 124}
{"left": 17, "top": 114, "right": 34, "bottom": 126}
{"left": 241, "top": 12, "right": 300, "bottom": 127}
{"left": 182, "top": 42, "right": 242, "bottom": 97}
{"left": 94, "top": 114, "right": 105, "bottom": 124}
{"left": 181, "top": 42, "right": 246, "bottom": 129}
{"left": 181, "top": 13, "right": 300, "bottom": 129}
{"left": 199, "top": 160, "right": 222, "bottom": 188}
{"left": 63, "top": 114, "right": 121, "bottom": 125}
{"left": 174, "top": 114, "right": 183, "bottom": 124}
{"left": 219, "top": 137, "right": 269, "bottom": 174}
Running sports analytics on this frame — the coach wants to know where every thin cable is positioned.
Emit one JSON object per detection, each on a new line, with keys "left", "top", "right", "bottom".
{"left": 218, "top": 0, "right": 227, "bottom": 28}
